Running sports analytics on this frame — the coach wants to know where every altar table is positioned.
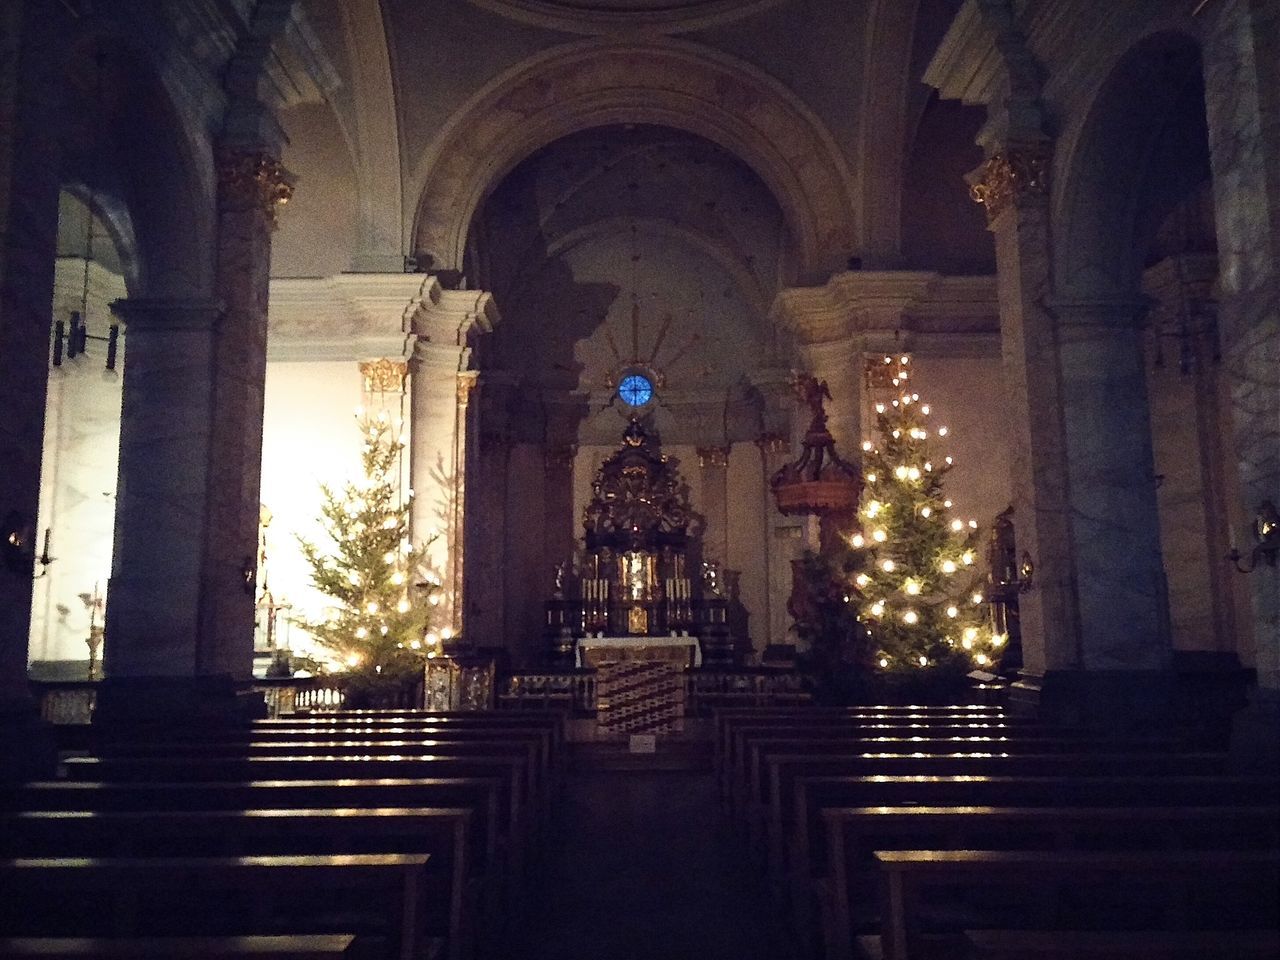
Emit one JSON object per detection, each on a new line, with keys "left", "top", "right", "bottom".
{"left": 574, "top": 635, "right": 703, "bottom": 669}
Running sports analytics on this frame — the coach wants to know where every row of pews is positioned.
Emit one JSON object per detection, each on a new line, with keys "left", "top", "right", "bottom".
{"left": 0, "top": 709, "right": 568, "bottom": 960}
{"left": 715, "top": 703, "right": 1280, "bottom": 960}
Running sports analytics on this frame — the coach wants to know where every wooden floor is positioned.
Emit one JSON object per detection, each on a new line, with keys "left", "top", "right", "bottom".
{"left": 508, "top": 770, "right": 793, "bottom": 960}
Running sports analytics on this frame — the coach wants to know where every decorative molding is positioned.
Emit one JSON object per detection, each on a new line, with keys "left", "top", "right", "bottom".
{"left": 696, "top": 446, "right": 730, "bottom": 468}
{"left": 409, "top": 38, "right": 857, "bottom": 280}
{"left": 357, "top": 358, "right": 407, "bottom": 394}
{"left": 463, "top": 0, "right": 784, "bottom": 36}
{"left": 216, "top": 151, "right": 294, "bottom": 226}
{"left": 771, "top": 271, "right": 1000, "bottom": 346}
{"left": 969, "top": 148, "right": 1051, "bottom": 222}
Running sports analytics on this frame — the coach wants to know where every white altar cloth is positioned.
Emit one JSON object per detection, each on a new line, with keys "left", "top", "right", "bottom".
{"left": 575, "top": 635, "right": 702, "bottom": 668}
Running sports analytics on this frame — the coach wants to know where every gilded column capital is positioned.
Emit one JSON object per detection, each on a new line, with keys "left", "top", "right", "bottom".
{"left": 544, "top": 443, "right": 577, "bottom": 469}
{"left": 756, "top": 433, "right": 789, "bottom": 457}
{"left": 456, "top": 371, "right": 479, "bottom": 405}
{"left": 969, "top": 147, "right": 1050, "bottom": 223}
{"left": 358, "top": 358, "right": 407, "bottom": 394}
{"left": 697, "top": 446, "right": 731, "bottom": 468}
{"left": 216, "top": 150, "right": 294, "bottom": 227}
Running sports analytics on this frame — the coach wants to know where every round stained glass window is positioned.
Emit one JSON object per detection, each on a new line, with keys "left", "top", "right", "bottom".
{"left": 618, "top": 373, "right": 654, "bottom": 407}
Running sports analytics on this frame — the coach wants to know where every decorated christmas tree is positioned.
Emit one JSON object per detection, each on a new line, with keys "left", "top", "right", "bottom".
{"left": 297, "top": 412, "right": 446, "bottom": 684}
{"left": 848, "top": 355, "right": 1004, "bottom": 682}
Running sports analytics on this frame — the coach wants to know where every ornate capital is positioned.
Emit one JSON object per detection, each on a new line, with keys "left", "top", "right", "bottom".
{"left": 969, "top": 148, "right": 1050, "bottom": 223}
{"left": 217, "top": 150, "right": 294, "bottom": 227}
{"left": 697, "top": 446, "right": 730, "bottom": 468}
{"left": 358, "top": 358, "right": 407, "bottom": 394}
{"left": 457, "top": 371, "right": 479, "bottom": 405}
{"left": 756, "top": 433, "right": 788, "bottom": 457}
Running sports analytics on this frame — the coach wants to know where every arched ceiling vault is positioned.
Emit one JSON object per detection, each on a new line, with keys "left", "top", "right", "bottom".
{"left": 408, "top": 39, "right": 858, "bottom": 284}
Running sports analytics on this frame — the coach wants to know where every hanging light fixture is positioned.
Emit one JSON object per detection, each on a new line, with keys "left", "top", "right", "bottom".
{"left": 51, "top": 48, "right": 119, "bottom": 372}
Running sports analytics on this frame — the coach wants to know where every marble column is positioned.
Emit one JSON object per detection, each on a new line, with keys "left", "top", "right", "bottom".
{"left": 969, "top": 145, "right": 1086, "bottom": 710}
{"left": 0, "top": 0, "right": 59, "bottom": 776}
{"left": 1202, "top": 0, "right": 1280, "bottom": 768}
{"left": 697, "top": 446, "right": 731, "bottom": 565}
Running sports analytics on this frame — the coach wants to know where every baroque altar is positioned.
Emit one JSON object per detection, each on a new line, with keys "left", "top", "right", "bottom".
{"left": 545, "top": 417, "right": 737, "bottom": 670}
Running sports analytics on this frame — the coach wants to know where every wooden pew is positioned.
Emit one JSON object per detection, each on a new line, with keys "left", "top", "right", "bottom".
{"left": 60, "top": 755, "right": 532, "bottom": 867}
{"left": 0, "top": 936, "right": 360, "bottom": 960}
{"left": 1, "top": 778, "right": 503, "bottom": 879}
{"left": 0, "top": 854, "right": 436, "bottom": 960}
{"left": 784, "top": 773, "right": 1280, "bottom": 955}
{"left": 962, "top": 929, "right": 1280, "bottom": 960}
{"left": 0, "top": 808, "right": 474, "bottom": 960}
{"left": 759, "top": 752, "right": 1228, "bottom": 875}
{"left": 734, "top": 736, "right": 1191, "bottom": 828}
{"left": 819, "top": 805, "right": 1280, "bottom": 960}
{"left": 713, "top": 707, "right": 1010, "bottom": 779}
{"left": 720, "top": 721, "right": 1087, "bottom": 805}
{"left": 87, "top": 738, "right": 553, "bottom": 836}
{"left": 871, "top": 849, "right": 1280, "bottom": 960}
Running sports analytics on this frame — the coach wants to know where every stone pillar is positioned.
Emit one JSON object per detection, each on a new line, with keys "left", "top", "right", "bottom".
{"left": 406, "top": 285, "right": 497, "bottom": 635}
{"left": 697, "top": 446, "right": 731, "bottom": 564}
{"left": 543, "top": 443, "right": 578, "bottom": 593}
{"left": 465, "top": 374, "right": 514, "bottom": 650}
{"left": 1202, "top": 0, "right": 1280, "bottom": 769}
{"left": 409, "top": 341, "right": 466, "bottom": 620}
{"left": 101, "top": 148, "right": 290, "bottom": 722}
{"left": 800, "top": 338, "right": 862, "bottom": 458}
{"left": 757, "top": 434, "right": 794, "bottom": 649}
{"left": 0, "top": 0, "right": 59, "bottom": 776}
{"left": 969, "top": 145, "right": 1086, "bottom": 712}
{"left": 1051, "top": 297, "right": 1171, "bottom": 667}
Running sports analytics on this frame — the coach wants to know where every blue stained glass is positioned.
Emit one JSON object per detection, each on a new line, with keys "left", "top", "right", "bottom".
{"left": 618, "top": 373, "right": 654, "bottom": 407}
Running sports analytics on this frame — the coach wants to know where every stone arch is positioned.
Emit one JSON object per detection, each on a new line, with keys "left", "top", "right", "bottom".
{"left": 57, "top": 32, "right": 217, "bottom": 299}
{"left": 409, "top": 39, "right": 858, "bottom": 284}
{"left": 1053, "top": 30, "right": 1205, "bottom": 298}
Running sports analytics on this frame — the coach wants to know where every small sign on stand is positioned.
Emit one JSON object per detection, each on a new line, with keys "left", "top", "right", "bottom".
{"left": 629, "top": 734, "right": 657, "bottom": 754}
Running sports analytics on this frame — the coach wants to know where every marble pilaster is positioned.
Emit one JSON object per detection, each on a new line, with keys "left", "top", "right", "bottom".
{"left": 464, "top": 374, "right": 516, "bottom": 648}
{"left": 1202, "top": 0, "right": 1280, "bottom": 767}
{"left": 0, "top": 0, "right": 59, "bottom": 776}
{"left": 405, "top": 285, "right": 498, "bottom": 631}
{"left": 696, "top": 446, "right": 731, "bottom": 565}
{"left": 756, "top": 433, "right": 795, "bottom": 649}
{"left": 799, "top": 338, "right": 862, "bottom": 459}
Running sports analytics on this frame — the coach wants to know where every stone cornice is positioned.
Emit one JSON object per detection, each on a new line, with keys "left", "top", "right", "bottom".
{"left": 771, "top": 271, "right": 999, "bottom": 344}
{"left": 267, "top": 274, "right": 500, "bottom": 362}
{"left": 922, "top": 0, "right": 1003, "bottom": 105}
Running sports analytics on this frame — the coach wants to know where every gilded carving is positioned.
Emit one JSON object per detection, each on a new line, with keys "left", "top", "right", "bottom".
{"left": 217, "top": 151, "right": 294, "bottom": 226}
{"left": 358, "top": 358, "right": 407, "bottom": 394}
{"left": 456, "top": 372, "right": 478, "bottom": 405}
{"left": 969, "top": 149, "right": 1050, "bottom": 222}
{"left": 697, "top": 446, "right": 730, "bottom": 468}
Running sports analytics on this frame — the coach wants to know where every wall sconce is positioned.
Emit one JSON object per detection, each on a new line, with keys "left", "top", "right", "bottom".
{"left": 1017, "top": 551, "right": 1035, "bottom": 592}
{"left": 1229, "top": 500, "right": 1280, "bottom": 573}
{"left": 2, "top": 514, "right": 54, "bottom": 577}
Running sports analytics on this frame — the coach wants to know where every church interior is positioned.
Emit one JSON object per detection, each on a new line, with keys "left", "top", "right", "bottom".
{"left": 1, "top": 0, "right": 1279, "bottom": 957}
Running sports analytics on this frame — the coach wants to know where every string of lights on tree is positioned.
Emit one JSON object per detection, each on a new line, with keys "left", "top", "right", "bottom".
{"left": 849, "top": 355, "right": 1006, "bottom": 674}
{"left": 297, "top": 411, "right": 448, "bottom": 679}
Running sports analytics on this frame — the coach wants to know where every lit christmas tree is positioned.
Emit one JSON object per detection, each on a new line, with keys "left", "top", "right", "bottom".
{"left": 849, "top": 355, "right": 1005, "bottom": 680}
{"left": 297, "top": 411, "right": 446, "bottom": 683}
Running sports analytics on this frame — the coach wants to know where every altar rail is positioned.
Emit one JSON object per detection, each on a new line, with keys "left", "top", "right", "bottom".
{"left": 497, "top": 667, "right": 810, "bottom": 716}
{"left": 34, "top": 667, "right": 809, "bottom": 724}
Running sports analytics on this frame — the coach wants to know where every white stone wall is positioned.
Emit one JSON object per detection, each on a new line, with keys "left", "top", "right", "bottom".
{"left": 28, "top": 259, "right": 126, "bottom": 666}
